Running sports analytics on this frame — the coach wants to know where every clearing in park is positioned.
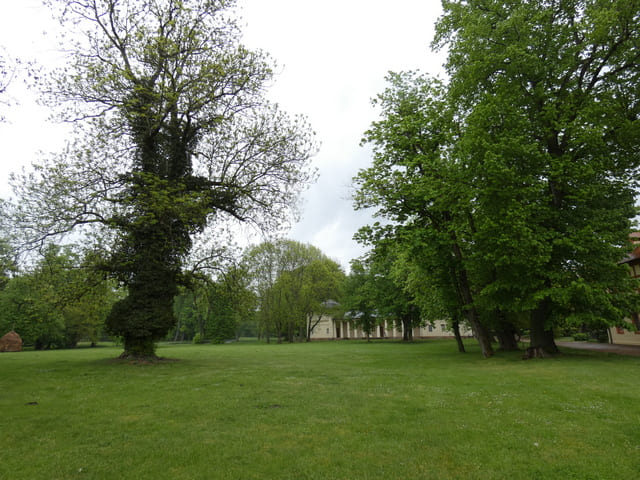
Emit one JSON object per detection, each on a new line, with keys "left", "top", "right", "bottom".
{"left": 1, "top": 340, "right": 638, "bottom": 479}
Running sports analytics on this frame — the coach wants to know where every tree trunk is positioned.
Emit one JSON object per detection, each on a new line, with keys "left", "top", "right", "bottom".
{"left": 121, "top": 336, "right": 157, "bottom": 359}
{"left": 452, "top": 319, "right": 466, "bottom": 353}
{"left": 402, "top": 316, "right": 413, "bottom": 341}
{"left": 495, "top": 328, "right": 520, "bottom": 351}
{"left": 526, "top": 298, "right": 558, "bottom": 358}
{"left": 467, "top": 307, "right": 494, "bottom": 357}
{"left": 451, "top": 241, "right": 493, "bottom": 357}
{"left": 494, "top": 314, "right": 520, "bottom": 351}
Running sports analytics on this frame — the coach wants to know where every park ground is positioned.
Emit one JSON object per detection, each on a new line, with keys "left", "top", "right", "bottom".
{"left": 0, "top": 339, "right": 638, "bottom": 479}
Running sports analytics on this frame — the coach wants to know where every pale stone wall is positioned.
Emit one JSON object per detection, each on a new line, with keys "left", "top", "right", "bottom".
{"left": 609, "top": 321, "right": 640, "bottom": 346}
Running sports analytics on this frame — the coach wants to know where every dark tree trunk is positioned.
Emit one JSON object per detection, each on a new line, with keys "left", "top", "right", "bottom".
{"left": 402, "top": 316, "right": 413, "bottom": 341}
{"left": 494, "top": 315, "right": 520, "bottom": 351}
{"left": 451, "top": 242, "right": 493, "bottom": 357}
{"left": 495, "top": 328, "right": 520, "bottom": 351}
{"left": 525, "top": 298, "right": 558, "bottom": 358}
{"left": 452, "top": 319, "right": 466, "bottom": 353}
{"left": 467, "top": 307, "right": 494, "bottom": 357}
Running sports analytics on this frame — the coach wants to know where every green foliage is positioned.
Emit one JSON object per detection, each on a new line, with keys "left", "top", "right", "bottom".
{"left": 342, "top": 258, "right": 379, "bottom": 339}
{"left": 355, "top": 70, "right": 495, "bottom": 356}
{"left": 243, "top": 239, "right": 344, "bottom": 342}
{"left": 436, "top": 0, "right": 640, "bottom": 351}
{"left": 342, "top": 244, "right": 422, "bottom": 341}
{"left": 355, "top": 1, "right": 640, "bottom": 356}
{"left": 172, "top": 264, "right": 257, "bottom": 343}
{"left": 0, "top": 238, "right": 16, "bottom": 291}
{"left": 0, "top": 245, "right": 117, "bottom": 348}
{"left": 572, "top": 333, "right": 589, "bottom": 342}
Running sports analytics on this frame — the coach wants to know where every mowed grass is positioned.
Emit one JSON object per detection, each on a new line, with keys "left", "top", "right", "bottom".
{"left": 1, "top": 340, "right": 639, "bottom": 480}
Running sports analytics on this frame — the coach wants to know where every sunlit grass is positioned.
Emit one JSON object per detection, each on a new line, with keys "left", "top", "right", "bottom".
{"left": 1, "top": 340, "right": 638, "bottom": 479}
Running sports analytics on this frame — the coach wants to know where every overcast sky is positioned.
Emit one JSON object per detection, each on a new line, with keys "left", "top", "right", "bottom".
{"left": 0, "top": 0, "right": 445, "bottom": 271}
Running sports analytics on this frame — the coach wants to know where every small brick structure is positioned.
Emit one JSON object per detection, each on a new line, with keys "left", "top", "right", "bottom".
{"left": 0, "top": 331, "right": 23, "bottom": 352}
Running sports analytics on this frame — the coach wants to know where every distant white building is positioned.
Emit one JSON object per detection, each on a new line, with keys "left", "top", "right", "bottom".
{"left": 307, "top": 311, "right": 473, "bottom": 341}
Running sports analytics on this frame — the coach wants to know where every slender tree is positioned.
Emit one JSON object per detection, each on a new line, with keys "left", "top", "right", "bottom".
{"left": 354, "top": 72, "right": 495, "bottom": 356}
{"left": 10, "top": 0, "right": 315, "bottom": 358}
{"left": 342, "top": 258, "right": 380, "bottom": 341}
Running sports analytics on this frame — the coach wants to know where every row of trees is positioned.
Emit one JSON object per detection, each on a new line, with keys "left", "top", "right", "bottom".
{"left": 171, "top": 239, "right": 347, "bottom": 344}
{"left": 0, "top": 238, "right": 351, "bottom": 349}
{"left": 354, "top": 0, "right": 640, "bottom": 357}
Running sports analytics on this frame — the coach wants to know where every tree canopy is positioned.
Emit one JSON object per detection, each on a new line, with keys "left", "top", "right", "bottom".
{"left": 243, "top": 239, "right": 344, "bottom": 343}
{"left": 0, "top": 245, "right": 117, "bottom": 349}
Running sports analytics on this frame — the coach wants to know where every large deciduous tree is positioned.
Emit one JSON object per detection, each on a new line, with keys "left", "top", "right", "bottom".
{"left": 10, "top": 0, "right": 316, "bottom": 358}
{"left": 355, "top": 71, "right": 496, "bottom": 357}
{"left": 435, "top": 0, "right": 640, "bottom": 356}
{"left": 355, "top": 1, "right": 640, "bottom": 357}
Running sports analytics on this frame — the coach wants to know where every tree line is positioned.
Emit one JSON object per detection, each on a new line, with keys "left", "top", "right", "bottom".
{"left": 0, "top": 238, "right": 348, "bottom": 348}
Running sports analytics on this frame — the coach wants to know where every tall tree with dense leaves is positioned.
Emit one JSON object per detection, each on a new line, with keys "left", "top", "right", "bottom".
{"left": 272, "top": 257, "right": 344, "bottom": 341}
{"left": 299, "top": 258, "right": 344, "bottom": 341}
{"left": 354, "top": 71, "right": 495, "bottom": 356}
{"left": 10, "top": 0, "right": 315, "bottom": 358}
{"left": 359, "top": 241, "right": 422, "bottom": 342}
{"left": 435, "top": 0, "right": 640, "bottom": 356}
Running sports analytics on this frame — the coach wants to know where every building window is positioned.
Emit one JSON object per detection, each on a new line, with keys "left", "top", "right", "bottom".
{"left": 326, "top": 328, "right": 329, "bottom": 334}
{"left": 616, "top": 326, "right": 625, "bottom": 335}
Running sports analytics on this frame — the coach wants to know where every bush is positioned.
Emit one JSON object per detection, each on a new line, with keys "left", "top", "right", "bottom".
{"left": 192, "top": 332, "right": 203, "bottom": 344}
{"left": 573, "top": 333, "right": 589, "bottom": 342}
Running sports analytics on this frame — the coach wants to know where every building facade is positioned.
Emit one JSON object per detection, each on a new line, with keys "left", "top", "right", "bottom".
{"left": 308, "top": 314, "right": 473, "bottom": 341}
{"left": 610, "top": 232, "right": 640, "bottom": 345}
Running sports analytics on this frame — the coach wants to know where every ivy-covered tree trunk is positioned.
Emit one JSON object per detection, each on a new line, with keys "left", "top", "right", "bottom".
{"left": 106, "top": 212, "right": 183, "bottom": 358}
{"left": 105, "top": 111, "right": 199, "bottom": 357}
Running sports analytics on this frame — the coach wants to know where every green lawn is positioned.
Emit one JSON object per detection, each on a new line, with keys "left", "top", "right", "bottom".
{"left": 0, "top": 340, "right": 638, "bottom": 479}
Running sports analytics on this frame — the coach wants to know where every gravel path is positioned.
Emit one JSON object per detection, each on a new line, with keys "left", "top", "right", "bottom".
{"left": 556, "top": 341, "right": 640, "bottom": 356}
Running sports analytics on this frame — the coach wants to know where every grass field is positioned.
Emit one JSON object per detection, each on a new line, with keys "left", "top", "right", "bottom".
{"left": 1, "top": 340, "right": 639, "bottom": 479}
